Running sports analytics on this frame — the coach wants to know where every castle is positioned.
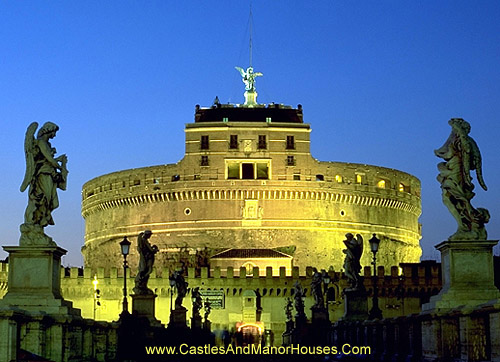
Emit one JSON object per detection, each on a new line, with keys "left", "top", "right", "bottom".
{"left": 81, "top": 72, "right": 422, "bottom": 274}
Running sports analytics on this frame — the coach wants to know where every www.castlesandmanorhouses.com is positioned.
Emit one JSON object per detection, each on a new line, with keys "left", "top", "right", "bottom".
{"left": 145, "top": 343, "right": 371, "bottom": 356}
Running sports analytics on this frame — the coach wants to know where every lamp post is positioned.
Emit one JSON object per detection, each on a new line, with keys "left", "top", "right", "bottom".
{"left": 169, "top": 277, "right": 175, "bottom": 312}
{"left": 321, "top": 269, "right": 331, "bottom": 312}
{"left": 119, "top": 236, "right": 131, "bottom": 316}
{"left": 368, "top": 233, "right": 383, "bottom": 320}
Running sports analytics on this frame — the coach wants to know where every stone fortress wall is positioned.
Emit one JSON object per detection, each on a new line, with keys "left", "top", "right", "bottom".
{"left": 0, "top": 261, "right": 441, "bottom": 345}
{"left": 81, "top": 104, "right": 422, "bottom": 271}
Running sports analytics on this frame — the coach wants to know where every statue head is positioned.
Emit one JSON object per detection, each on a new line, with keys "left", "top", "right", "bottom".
{"left": 143, "top": 230, "right": 152, "bottom": 238}
{"left": 37, "top": 122, "right": 59, "bottom": 139}
{"left": 449, "top": 118, "right": 471, "bottom": 135}
{"left": 345, "top": 233, "right": 354, "bottom": 241}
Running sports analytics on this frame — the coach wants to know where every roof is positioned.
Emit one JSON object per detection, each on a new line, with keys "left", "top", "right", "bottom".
{"left": 210, "top": 248, "right": 293, "bottom": 259}
{"left": 194, "top": 104, "right": 303, "bottom": 123}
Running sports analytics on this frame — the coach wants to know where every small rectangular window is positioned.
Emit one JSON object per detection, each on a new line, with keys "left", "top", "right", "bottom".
{"left": 287, "top": 156, "right": 295, "bottom": 166}
{"left": 230, "top": 135, "right": 238, "bottom": 149}
{"left": 258, "top": 135, "right": 267, "bottom": 150}
{"left": 201, "top": 135, "right": 209, "bottom": 150}
{"left": 194, "top": 174, "right": 201, "bottom": 180}
{"left": 293, "top": 174, "right": 300, "bottom": 181}
{"left": 286, "top": 136, "right": 295, "bottom": 150}
{"left": 201, "top": 156, "right": 209, "bottom": 166}
{"left": 316, "top": 174, "right": 324, "bottom": 181}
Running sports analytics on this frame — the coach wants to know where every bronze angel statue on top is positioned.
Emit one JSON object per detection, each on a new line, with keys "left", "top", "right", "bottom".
{"left": 20, "top": 122, "right": 68, "bottom": 245}
{"left": 435, "top": 118, "right": 489, "bottom": 240}
{"left": 235, "top": 66, "right": 263, "bottom": 92}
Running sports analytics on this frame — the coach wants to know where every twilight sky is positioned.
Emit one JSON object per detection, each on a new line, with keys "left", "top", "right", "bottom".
{"left": 1, "top": 1, "right": 499, "bottom": 267}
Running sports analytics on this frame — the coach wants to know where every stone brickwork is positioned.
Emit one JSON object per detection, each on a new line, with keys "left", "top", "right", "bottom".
{"left": 81, "top": 103, "right": 422, "bottom": 271}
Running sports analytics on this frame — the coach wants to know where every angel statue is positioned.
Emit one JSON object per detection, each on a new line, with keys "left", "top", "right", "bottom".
{"left": 20, "top": 122, "right": 68, "bottom": 245}
{"left": 343, "top": 233, "right": 364, "bottom": 290}
{"left": 235, "top": 66, "right": 263, "bottom": 92}
{"left": 133, "top": 230, "right": 159, "bottom": 295}
{"left": 435, "top": 118, "right": 490, "bottom": 240}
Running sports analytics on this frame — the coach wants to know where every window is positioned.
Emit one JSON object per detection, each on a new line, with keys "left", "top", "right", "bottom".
{"left": 256, "top": 163, "right": 269, "bottom": 179}
{"left": 399, "top": 183, "right": 411, "bottom": 193}
{"left": 335, "top": 175, "right": 343, "bottom": 183}
{"left": 241, "top": 163, "right": 254, "bottom": 179}
{"left": 230, "top": 135, "right": 238, "bottom": 149}
{"left": 172, "top": 174, "right": 180, "bottom": 182}
{"left": 227, "top": 163, "right": 239, "bottom": 179}
{"left": 225, "top": 160, "right": 270, "bottom": 180}
{"left": 266, "top": 117, "right": 272, "bottom": 123}
{"left": 355, "top": 174, "right": 364, "bottom": 184}
{"left": 287, "top": 156, "right": 295, "bottom": 166}
{"left": 200, "top": 135, "right": 209, "bottom": 150}
{"left": 377, "top": 180, "right": 386, "bottom": 188}
{"left": 258, "top": 135, "right": 267, "bottom": 150}
{"left": 222, "top": 117, "right": 229, "bottom": 123}
{"left": 316, "top": 174, "right": 324, "bottom": 181}
{"left": 286, "top": 136, "right": 295, "bottom": 150}
{"left": 293, "top": 174, "right": 300, "bottom": 181}
{"left": 133, "top": 179, "right": 141, "bottom": 186}
{"left": 201, "top": 156, "right": 209, "bottom": 166}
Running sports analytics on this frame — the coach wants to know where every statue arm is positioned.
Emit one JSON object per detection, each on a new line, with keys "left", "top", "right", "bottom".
{"left": 38, "top": 140, "right": 61, "bottom": 169}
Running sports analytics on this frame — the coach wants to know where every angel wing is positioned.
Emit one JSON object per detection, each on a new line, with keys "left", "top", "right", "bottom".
{"left": 20, "top": 122, "right": 38, "bottom": 192}
{"left": 254, "top": 72, "right": 263, "bottom": 77}
{"left": 235, "top": 66, "right": 246, "bottom": 77}
{"left": 468, "top": 136, "right": 488, "bottom": 191}
{"left": 355, "top": 234, "right": 364, "bottom": 260}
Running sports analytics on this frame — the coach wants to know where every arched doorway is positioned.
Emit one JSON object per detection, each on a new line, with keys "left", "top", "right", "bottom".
{"left": 237, "top": 323, "right": 263, "bottom": 346}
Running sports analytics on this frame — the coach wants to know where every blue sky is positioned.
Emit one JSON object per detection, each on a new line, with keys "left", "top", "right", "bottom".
{"left": 1, "top": 1, "right": 499, "bottom": 266}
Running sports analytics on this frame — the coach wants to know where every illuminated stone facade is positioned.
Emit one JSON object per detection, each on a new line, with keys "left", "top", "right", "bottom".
{"left": 0, "top": 261, "right": 443, "bottom": 340}
{"left": 81, "top": 103, "right": 422, "bottom": 271}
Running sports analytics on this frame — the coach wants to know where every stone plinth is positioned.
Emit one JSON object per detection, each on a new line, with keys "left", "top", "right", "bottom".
{"left": 311, "top": 306, "right": 329, "bottom": 323}
{"left": 168, "top": 307, "right": 187, "bottom": 329}
{"left": 191, "top": 315, "right": 202, "bottom": 330}
{"left": 422, "top": 240, "right": 500, "bottom": 312}
{"left": 131, "top": 294, "right": 161, "bottom": 327}
{"left": 0, "top": 245, "right": 79, "bottom": 316}
{"left": 342, "top": 289, "right": 368, "bottom": 321}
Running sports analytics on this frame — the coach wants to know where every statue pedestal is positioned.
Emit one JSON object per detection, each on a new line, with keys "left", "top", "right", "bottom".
{"left": 191, "top": 315, "right": 202, "bottom": 330}
{"left": 423, "top": 240, "right": 500, "bottom": 311}
{"left": 168, "top": 307, "right": 187, "bottom": 329}
{"left": 131, "top": 294, "right": 161, "bottom": 327}
{"left": 311, "top": 306, "right": 329, "bottom": 323}
{"left": 0, "top": 245, "right": 80, "bottom": 316}
{"left": 342, "top": 288, "right": 368, "bottom": 321}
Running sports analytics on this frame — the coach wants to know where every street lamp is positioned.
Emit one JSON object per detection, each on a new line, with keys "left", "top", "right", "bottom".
{"left": 368, "top": 233, "right": 383, "bottom": 320}
{"left": 321, "top": 269, "right": 331, "bottom": 311}
{"left": 120, "top": 236, "right": 131, "bottom": 316}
